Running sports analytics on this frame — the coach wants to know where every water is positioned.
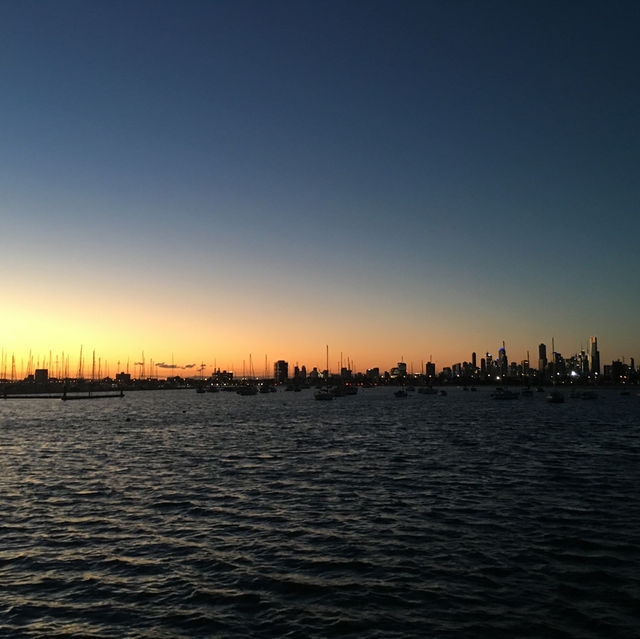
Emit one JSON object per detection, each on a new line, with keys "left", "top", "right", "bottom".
{"left": 1, "top": 388, "right": 638, "bottom": 637}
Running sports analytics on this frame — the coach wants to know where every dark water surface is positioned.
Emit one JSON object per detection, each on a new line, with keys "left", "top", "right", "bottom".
{"left": 1, "top": 388, "right": 638, "bottom": 637}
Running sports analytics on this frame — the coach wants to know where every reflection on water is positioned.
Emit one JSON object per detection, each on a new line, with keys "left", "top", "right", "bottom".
{"left": 1, "top": 388, "right": 638, "bottom": 637}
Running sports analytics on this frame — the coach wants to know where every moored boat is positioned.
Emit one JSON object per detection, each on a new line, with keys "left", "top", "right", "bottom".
{"left": 546, "top": 390, "right": 564, "bottom": 403}
{"left": 417, "top": 387, "right": 437, "bottom": 394}
{"left": 237, "top": 384, "right": 258, "bottom": 396}
{"left": 491, "top": 388, "right": 519, "bottom": 400}
{"left": 315, "top": 345, "right": 334, "bottom": 401}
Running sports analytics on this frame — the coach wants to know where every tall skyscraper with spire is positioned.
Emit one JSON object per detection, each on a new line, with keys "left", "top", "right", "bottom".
{"left": 498, "top": 342, "right": 508, "bottom": 377}
{"left": 590, "top": 336, "right": 600, "bottom": 375}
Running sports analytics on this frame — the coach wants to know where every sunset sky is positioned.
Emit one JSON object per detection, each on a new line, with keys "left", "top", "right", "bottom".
{"left": 2, "top": 0, "right": 639, "bottom": 376}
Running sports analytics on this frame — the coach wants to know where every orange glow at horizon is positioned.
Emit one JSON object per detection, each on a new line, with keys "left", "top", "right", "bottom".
{"left": 2, "top": 276, "right": 464, "bottom": 377}
{"left": 2, "top": 304, "right": 460, "bottom": 378}
{"left": 4, "top": 273, "right": 626, "bottom": 379}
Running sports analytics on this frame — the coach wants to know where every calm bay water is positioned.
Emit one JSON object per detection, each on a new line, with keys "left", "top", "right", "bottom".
{"left": 1, "top": 388, "right": 638, "bottom": 638}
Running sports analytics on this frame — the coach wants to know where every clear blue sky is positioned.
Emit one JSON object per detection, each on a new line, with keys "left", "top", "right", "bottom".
{"left": 2, "top": 0, "right": 638, "bottom": 371}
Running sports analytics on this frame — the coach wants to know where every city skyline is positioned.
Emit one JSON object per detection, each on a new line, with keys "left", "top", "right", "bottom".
{"left": 1, "top": 333, "right": 634, "bottom": 381}
{"left": 3, "top": 2, "right": 639, "bottom": 369}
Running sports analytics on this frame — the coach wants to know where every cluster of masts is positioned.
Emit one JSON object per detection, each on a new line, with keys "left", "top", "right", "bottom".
{"left": 0, "top": 347, "right": 126, "bottom": 382}
{"left": 0, "top": 346, "right": 355, "bottom": 383}
{"left": 0, "top": 347, "right": 207, "bottom": 382}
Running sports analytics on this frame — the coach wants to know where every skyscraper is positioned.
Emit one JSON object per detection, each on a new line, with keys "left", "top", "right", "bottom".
{"left": 498, "top": 345, "right": 508, "bottom": 377}
{"left": 274, "top": 360, "right": 288, "bottom": 383}
{"left": 538, "top": 343, "right": 547, "bottom": 375}
{"left": 590, "top": 336, "right": 600, "bottom": 375}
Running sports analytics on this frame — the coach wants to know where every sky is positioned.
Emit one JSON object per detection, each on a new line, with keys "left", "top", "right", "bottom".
{"left": 1, "top": 0, "right": 639, "bottom": 376}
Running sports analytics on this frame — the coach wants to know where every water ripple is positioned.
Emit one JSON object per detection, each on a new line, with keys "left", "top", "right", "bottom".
{"left": 1, "top": 388, "right": 638, "bottom": 637}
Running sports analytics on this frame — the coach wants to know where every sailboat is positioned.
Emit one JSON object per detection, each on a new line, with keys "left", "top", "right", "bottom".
{"left": 62, "top": 349, "right": 125, "bottom": 400}
{"left": 315, "top": 345, "right": 333, "bottom": 400}
{"left": 237, "top": 354, "right": 259, "bottom": 395}
{"left": 196, "top": 362, "right": 206, "bottom": 393}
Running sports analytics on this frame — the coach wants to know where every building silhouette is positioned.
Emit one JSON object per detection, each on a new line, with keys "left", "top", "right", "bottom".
{"left": 590, "top": 336, "right": 600, "bottom": 375}
{"left": 498, "top": 345, "right": 508, "bottom": 377}
{"left": 274, "top": 360, "right": 288, "bottom": 383}
{"left": 391, "top": 362, "right": 407, "bottom": 379}
{"left": 538, "top": 343, "right": 547, "bottom": 375}
{"left": 425, "top": 362, "right": 436, "bottom": 380}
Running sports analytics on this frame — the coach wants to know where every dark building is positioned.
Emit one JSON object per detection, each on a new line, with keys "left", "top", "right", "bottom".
{"left": 485, "top": 353, "right": 493, "bottom": 375}
{"left": 391, "top": 362, "right": 407, "bottom": 379}
{"left": 590, "top": 336, "right": 600, "bottom": 375}
{"left": 274, "top": 360, "right": 288, "bottom": 384}
{"left": 293, "top": 365, "right": 307, "bottom": 382}
{"left": 554, "top": 352, "right": 566, "bottom": 376}
{"left": 35, "top": 369, "right": 49, "bottom": 384}
{"left": 212, "top": 370, "right": 233, "bottom": 384}
{"left": 366, "top": 367, "right": 380, "bottom": 383}
{"left": 538, "top": 343, "right": 547, "bottom": 375}
{"left": 498, "top": 346, "right": 508, "bottom": 377}
{"left": 609, "top": 360, "right": 625, "bottom": 382}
